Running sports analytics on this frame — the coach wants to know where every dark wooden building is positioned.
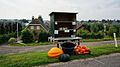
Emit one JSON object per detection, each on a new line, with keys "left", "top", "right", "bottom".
{"left": 49, "top": 12, "right": 78, "bottom": 38}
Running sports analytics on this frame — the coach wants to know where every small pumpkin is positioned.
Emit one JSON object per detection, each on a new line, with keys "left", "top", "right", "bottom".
{"left": 74, "top": 45, "right": 91, "bottom": 55}
{"left": 81, "top": 45, "right": 87, "bottom": 49}
{"left": 48, "top": 47, "right": 64, "bottom": 58}
{"left": 85, "top": 48, "right": 90, "bottom": 52}
{"left": 59, "top": 54, "right": 70, "bottom": 62}
{"left": 74, "top": 45, "right": 81, "bottom": 55}
{"left": 80, "top": 49, "right": 85, "bottom": 54}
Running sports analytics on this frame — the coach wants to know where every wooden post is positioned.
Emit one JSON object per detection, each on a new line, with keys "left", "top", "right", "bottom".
{"left": 57, "top": 43, "right": 59, "bottom": 48}
{"left": 113, "top": 33, "right": 118, "bottom": 47}
{"left": 77, "top": 41, "right": 80, "bottom": 45}
{"left": 55, "top": 41, "right": 59, "bottom": 48}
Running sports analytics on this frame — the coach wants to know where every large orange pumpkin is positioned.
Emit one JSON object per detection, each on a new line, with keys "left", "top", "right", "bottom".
{"left": 48, "top": 47, "right": 64, "bottom": 58}
{"left": 74, "top": 45, "right": 90, "bottom": 55}
{"left": 82, "top": 45, "right": 87, "bottom": 49}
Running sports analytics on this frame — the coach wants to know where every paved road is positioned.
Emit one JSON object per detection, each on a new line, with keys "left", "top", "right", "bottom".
{"left": 0, "top": 40, "right": 120, "bottom": 54}
{"left": 47, "top": 53, "right": 120, "bottom": 67}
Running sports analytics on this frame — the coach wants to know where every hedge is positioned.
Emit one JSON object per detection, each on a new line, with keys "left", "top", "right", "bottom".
{"left": 76, "top": 33, "right": 104, "bottom": 39}
{"left": 21, "top": 29, "right": 34, "bottom": 43}
{"left": 0, "top": 33, "right": 16, "bottom": 44}
{"left": 38, "top": 32, "right": 50, "bottom": 42}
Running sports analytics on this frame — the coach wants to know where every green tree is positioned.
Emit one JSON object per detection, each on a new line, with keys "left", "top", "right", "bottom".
{"left": 21, "top": 29, "right": 34, "bottom": 43}
{"left": 38, "top": 32, "right": 50, "bottom": 42}
{"left": 107, "top": 25, "right": 117, "bottom": 36}
{"left": 90, "top": 23, "right": 99, "bottom": 33}
{"left": 20, "top": 19, "right": 29, "bottom": 23}
{"left": 76, "top": 28, "right": 89, "bottom": 39}
{"left": 76, "top": 29, "right": 89, "bottom": 36}
{"left": 115, "top": 24, "right": 120, "bottom": 37}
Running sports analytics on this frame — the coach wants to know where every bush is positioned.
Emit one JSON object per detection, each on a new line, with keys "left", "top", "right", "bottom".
{"left": 76, "top": 29, "right": 89, "bottom": 36}
{"left": 8, "top": 37, "right": 16, "bottom": 44}
{"left": 21, "top": 29, "right": 34, "bottom": 43}
{"left": 38, "top": 32, "right": 50, "bottom": 42}
{"left": 76, "top": 28, "right": 104, "bottom": 39}
{"left": 0, "top": 33, "right": 16, "bottom": 44}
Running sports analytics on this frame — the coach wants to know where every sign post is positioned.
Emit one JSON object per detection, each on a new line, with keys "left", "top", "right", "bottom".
{"left": 113, "top": 33, "right": 118, "bottom": 47}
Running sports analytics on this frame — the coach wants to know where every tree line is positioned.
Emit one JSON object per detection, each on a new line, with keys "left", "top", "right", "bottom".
{"left": 0, "top": 19, "right": 27, "bottom": 44}
{"left": 76, "top": 22, "right": 120, "bottom": 39}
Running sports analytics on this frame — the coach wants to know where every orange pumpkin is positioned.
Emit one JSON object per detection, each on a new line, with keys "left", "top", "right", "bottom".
{"left": 81, "top": 45, "right": 87, "bottom": 49}
{"left": 74, "top": 45, "right": 81, "bottom": 55}
{"left": 75, "top": 49, "right": 79, "bottom": 52}
{"left": 80, "top": 49, "right": 85, "bottom": 53}
{"left": 83, "top": 51, "right": 88, "bottom": 54}
{"left": 48, "top": 47, "right": 64, "bottom": 58}
{"left": 75, "top": 45, "right": 90, "bottom": 55}
{"left": 85, "top": 48, "right": 90, "bottom": 51}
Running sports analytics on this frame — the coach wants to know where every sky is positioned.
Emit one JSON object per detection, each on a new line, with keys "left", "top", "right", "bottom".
{"left": 0, "top": 0, "right": 120, "bottom": 20}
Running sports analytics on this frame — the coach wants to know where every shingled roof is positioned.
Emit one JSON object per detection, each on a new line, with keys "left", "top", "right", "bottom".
{"left": 28, "top": 16, "right": 49, "bottom": 32}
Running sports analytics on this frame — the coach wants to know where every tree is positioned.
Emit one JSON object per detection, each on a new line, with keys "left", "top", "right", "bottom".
{"left": 90, "top": 23, "right": 99, "bottom": 33}
{"left": 76, "top": 28, "right": 89, "bottom": 38}
{"left": 38, "top": 32, "right": 50, "bottom": 42}
{"left": 0, "top": 23, "right": 5, "bottom": 34}
{"left": 113, "top": 24, "right": 120, "bottom": 37}
{"left": 107, "top": 25, "right": 117, "bottom": 36}
{"left": 20, "top": 19, "right": 29, "bottom": 23}
{"left": 21, "top": 29, "right": 34, "bottom": 43}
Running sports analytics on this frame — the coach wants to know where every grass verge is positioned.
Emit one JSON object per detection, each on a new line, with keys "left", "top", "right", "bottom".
{"left": 0, "top": 44, "right": 120, "bottom": 67}
{"left": 9, "top": 42, "right": 52, "bottom": 46}
{"left": 9, "top": 37, "right": 120, "bottom": 46}
{"left": 82, "top": 37, "right": 120, "bottom": 42}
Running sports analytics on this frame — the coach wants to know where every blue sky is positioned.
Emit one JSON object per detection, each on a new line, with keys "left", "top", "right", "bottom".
{"left": 0, "top": 0, "right": 120, "bottom": 20}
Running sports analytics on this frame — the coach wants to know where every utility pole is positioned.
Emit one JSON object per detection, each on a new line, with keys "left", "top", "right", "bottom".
{"left": 17, "top": 22, "right": 19, "bottom": 42}
{"left": 104, "top": 24, "right": 106, "bottom": 38}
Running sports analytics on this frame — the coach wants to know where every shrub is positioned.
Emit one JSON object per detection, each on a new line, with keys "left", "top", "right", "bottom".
{"left": 97, "top": 31, "right": 104, "bottom": 39}
{"left": 8, "top": 37, "right": 16, "bottom": 44}
{"left": 76, "top": 29, "right": 89, "bottom": 36}
{"left": 38, "top": 32, "right": 50, "bottom": 42}
{"left": 0, "top": 33, "right": 16, "bottom": 44}
{"left": 0, "top": 36, "right": 5, "bottom": 43}
{"left": 21, "top": 29, "right": 34, "bottom": 43}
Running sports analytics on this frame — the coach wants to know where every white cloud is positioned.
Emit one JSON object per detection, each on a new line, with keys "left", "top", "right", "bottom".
{"left": 0, "top": 0, "right": 120, "bottom": 20}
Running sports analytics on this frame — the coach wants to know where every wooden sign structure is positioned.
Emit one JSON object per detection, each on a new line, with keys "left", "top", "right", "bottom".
{"left": 49, "top": 12, "right": 81, "bottom": 47}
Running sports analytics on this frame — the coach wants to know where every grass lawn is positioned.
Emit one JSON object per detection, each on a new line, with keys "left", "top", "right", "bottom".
{"left": 9, "top": 37, "right": 120, "bottom": 46}
{"left": 0, "top": 44, "right": 120, "bottom": 67}
{"left": 82, "top": 37, "right": 120, "bottom": 42}
{"left": 9, "top": 42, "right": 53, "bottom": 46}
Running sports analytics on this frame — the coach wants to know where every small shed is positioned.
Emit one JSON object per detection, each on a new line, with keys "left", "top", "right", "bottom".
{"left": 49, "top": 12, "right": 78, "bottom": 38}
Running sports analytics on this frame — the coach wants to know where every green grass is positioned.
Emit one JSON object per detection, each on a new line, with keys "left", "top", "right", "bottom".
{"left": 9, "top": 42, "right": 52, "bottom": 46}
{"left": 0, "top": 52, "right": 58, "bottom": 67}
{"left": 82, "top": 39, "right": 104, "bottom": 42}
{"left": 0, "top": 44, "right": 120, "bottom": 67}
{"left": 9, "top": 37, "right": 120, "bottom": 46}
{"left": 82, "top": 37, "right": 120, "bottom": 42}
{"left": 71, "top": 44, "right": 120, "bottom": 60}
